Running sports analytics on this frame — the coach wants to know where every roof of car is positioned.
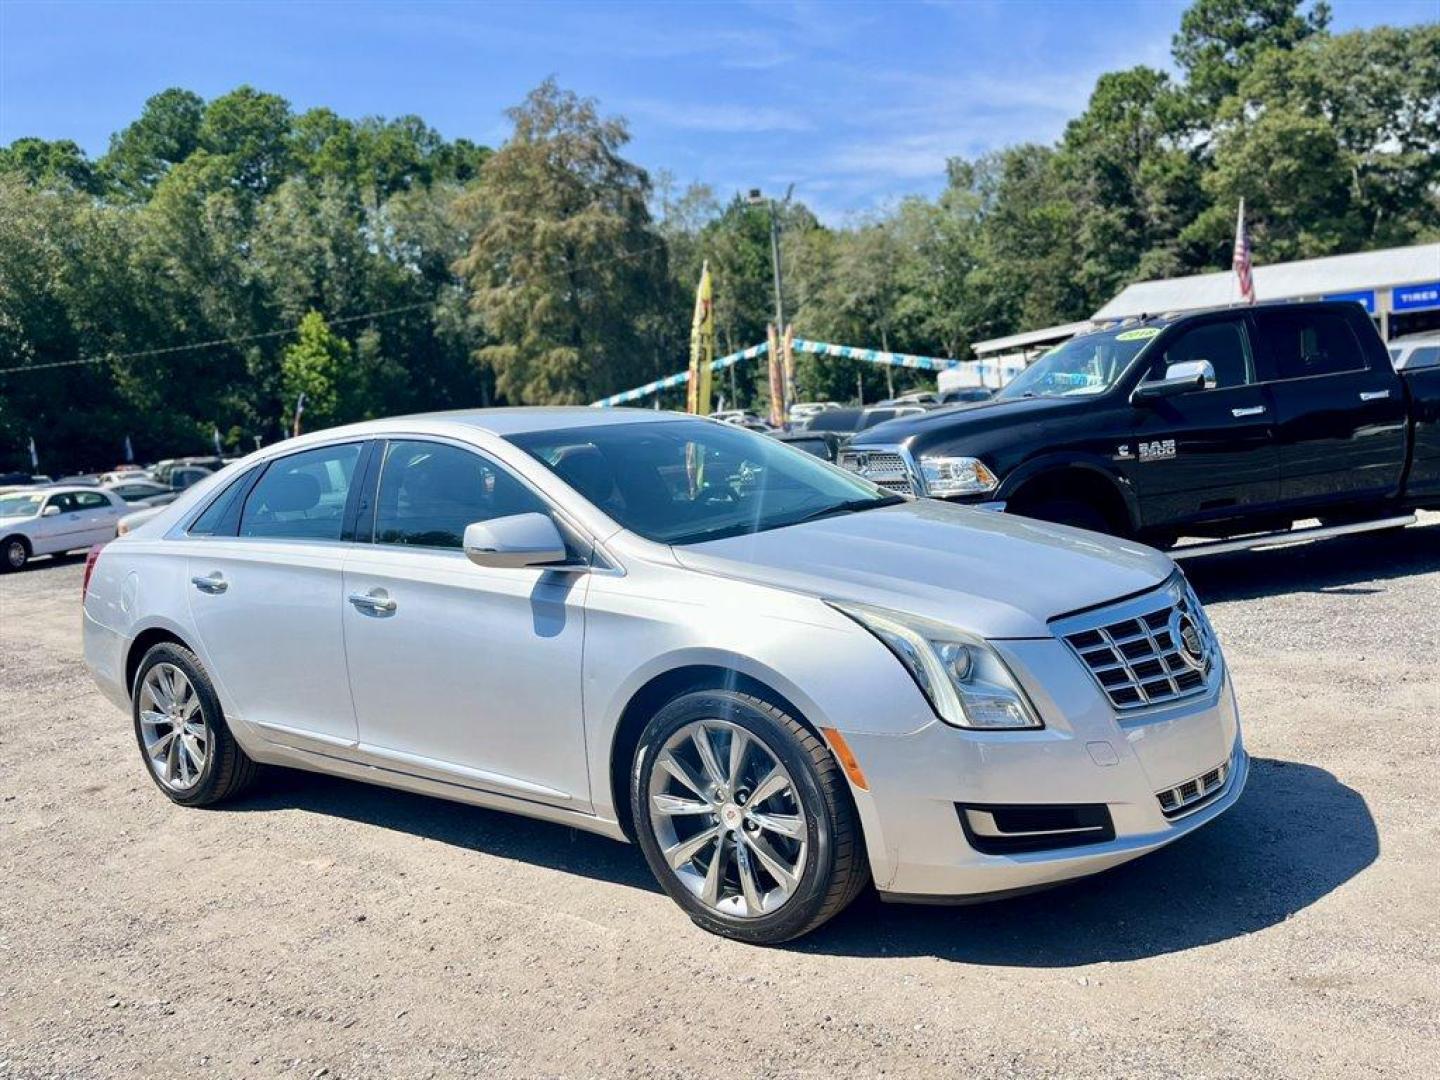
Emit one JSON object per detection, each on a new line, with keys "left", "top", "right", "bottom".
{"left": 357, "top": 406, "right": 697, "bottom": 437}
{"left": 13, "top": 485, "right": 112, "bottom": 498}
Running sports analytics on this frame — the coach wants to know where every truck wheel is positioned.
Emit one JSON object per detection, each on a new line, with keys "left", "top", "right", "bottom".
{"left": 1013, "top": 497, "right": 1114, "bottom": 535}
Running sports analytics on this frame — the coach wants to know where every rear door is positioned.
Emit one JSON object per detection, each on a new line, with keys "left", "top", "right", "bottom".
{"left": 72, "top": 490, "right": 123, "bottom": 544}
{"left": 1252, "top": 306, "right": 1408, "bottom": 507}
{"left": 1124, "top": 315, "right": 1279, "bottom": 526}
{"left": 185, "top": 440, "right": 367, "bottom": 749}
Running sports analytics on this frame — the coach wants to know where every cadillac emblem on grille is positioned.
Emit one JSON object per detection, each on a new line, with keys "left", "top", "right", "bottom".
{"left": 1170, "top": 610, "right": 1207, "bottom": 671}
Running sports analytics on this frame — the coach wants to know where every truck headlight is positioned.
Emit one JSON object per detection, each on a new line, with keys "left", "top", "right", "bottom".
{"left": 830, "top": 601, "right": 1042, "bottom": 730}
{"left": 919, "top": 455, "right": 998, "bottom": 497}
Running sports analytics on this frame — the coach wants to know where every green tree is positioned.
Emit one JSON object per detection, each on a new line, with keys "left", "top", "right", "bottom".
{"left": 0, "top": 138, "right": 100, "bottom": 193}
{"left": 1173, "top": 0, "right": 1331, "bottom": 108}
{"left": 456, "top": 79, "right": 669, "bottom": 404}
{"left": 280, "top": 311, "right": 350, "bottom": 431}
{"left": 100, "top": 88, "right": 204, "bottom": 200}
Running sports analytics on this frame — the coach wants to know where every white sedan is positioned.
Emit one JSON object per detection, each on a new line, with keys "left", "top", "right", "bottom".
{"left": 1, "top": 486, "right": 127, "bottom": 571}
{"left": 82, "top": 409, "right": 1245, "bottom": 943}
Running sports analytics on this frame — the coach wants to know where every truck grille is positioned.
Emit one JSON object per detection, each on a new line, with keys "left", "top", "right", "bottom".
{"left": 837, "top": 448, "right": 918, "bottom": 495}
{"left": 1056, "top": 578, "right": 1217, "bottom": 711}
{"left": 1156, "top": 758, "right": 1229, "bottom": 818}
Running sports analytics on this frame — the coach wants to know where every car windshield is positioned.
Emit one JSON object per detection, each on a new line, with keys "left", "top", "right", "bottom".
{"left": 0, "top": 493, "right": 44, "bottom": 517}
{"left": 997, "top": 326, "right": 1162, "bottom": 400}
{"left": 508, "top": 418, "right": 901, "bottom": 545}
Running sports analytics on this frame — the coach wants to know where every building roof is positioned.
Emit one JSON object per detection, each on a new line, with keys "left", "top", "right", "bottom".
{"left": 971, "top": 320, "right": 1093, "bottom": 356}
{"left": 1094, "top": 243, "right": 1440, "bottom": 321}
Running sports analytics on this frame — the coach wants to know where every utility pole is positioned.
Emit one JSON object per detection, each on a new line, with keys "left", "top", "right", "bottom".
{"left": 749, "top": 184, "right": 793, "bottom": 338}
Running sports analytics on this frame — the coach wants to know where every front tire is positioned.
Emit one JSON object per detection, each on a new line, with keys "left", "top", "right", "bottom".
{"left": 631, "top": 689, "right": 868, "bottom": 944}
{"left": 132, "top": 643, "right": 258, "bottom": 807}
{"left": 2, "top": 536, "right": 29, "bottom": 572}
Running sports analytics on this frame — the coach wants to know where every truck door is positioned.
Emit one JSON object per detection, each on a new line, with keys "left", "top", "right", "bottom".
{"left": 1125, "top": 315, "right": 1279, "bottom": 526}
{"left": 1252, "top": 306, "right": 1408, "bottom": 507}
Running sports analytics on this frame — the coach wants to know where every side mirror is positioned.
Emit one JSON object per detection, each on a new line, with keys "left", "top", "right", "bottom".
{"left": 1131, "top": 359, "right": 1216, "bottom": 404}
{"left": 463, "top": 512, "right": 571, "bottom": 569}
{"left": 41, "top": 504, "right": 61, "bottom": 517}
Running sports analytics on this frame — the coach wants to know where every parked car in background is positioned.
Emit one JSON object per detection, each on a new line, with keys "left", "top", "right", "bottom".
{"left": 84, "top": 408, "right": 1244, "bottom": 943}
{"left": 0, "top": 485, "right": 126, "bottom": 570}
{"left": 880, "top": 391, "right": 940, "bottom": 407}
{"left": 117, "top": 504, "right": 166, "bottom": 536}
{"left": 938, "top": 387, "right": 995, "bottom": 405}
{"left": 1389, "top": 332, "right": 1440, "bottom": 372}
{"left": 789, "top": 401, "right": 842, "bottom": 420}
{"left": 166, "top": 466, "right": 214, "bottom": 493}
{"left": 104, "top": 478, "right": 180, "bottom": 507}
{"left": 770, "top": 430, "right": 845, "bottom": 462}
{"left": 841, "top": 301, "right": 1440, "bottom": 553}
{"left": 152, "top": 457, "right": 225, "bottom": 486}
{"left": 801, "top": 404, "right": 927, "bottom": 434}
{"left": 98, "top": 466, "right": 147, "bottom": 485}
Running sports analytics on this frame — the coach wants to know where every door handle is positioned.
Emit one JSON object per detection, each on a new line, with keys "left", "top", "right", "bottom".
{"left": 1231, "top": 406, "right": 1267, "bottom": 418}
{"left": 348, "top": 590, "right": 397, "bottom": 614}
{"left": 1359, "top": 390, "right": 1390, "bottom": 401}
{"left": 191, "top": 573, "right": 228, "bottom": 594}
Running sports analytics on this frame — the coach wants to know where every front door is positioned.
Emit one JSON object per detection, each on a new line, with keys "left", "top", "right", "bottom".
{"left": 186, "top": 440, "right": 366, "bottom": 749}
{"left": 1251, "top": 306, "right": 1409, "bottom": 507}
{"left": 34, "top": 492, "right": 90, "bottom": 554}
{"left": 1123, "top": 316, "right": 1279, "bottom": 528}
{"left": 341, "top": 438, "right": 591, "bottom": 809}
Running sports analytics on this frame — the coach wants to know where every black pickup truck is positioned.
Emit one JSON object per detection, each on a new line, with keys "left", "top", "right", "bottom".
{"left": 840, "top": 301, "right": 1440, "bottom": 549}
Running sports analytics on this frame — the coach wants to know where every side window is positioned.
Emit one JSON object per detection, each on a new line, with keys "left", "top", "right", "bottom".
{"left": 74, "top": 491, "right": 110, "bottom": 510}
{"left": 1255, "top": 309, "right": 1364, "bottom": 380}
{"left": 47, "top": 493, "right": 77, "bottom": 514}
{"left": 372, "top": 440, "right": 548, "bottom": 550}
{"left": 1151, "top": 321, "right": 1251, "bottom": 389}
{"left": 190, "top": 467, "right": 259, "bottom": 537}
{"left": 238, "top": 443, "right": 361, "bottom": 541}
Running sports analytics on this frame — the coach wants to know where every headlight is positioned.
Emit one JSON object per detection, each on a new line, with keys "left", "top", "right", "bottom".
{"left": 830, "top": 601, "right": 1042, "bottom": 730}
{"left": 919, "top": 455, "right": 998, "bottom": 497}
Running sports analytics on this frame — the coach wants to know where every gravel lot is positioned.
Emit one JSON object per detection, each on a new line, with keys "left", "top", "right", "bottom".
{"left": 2, "top": 515, "right": 1437, "bottom": 1079}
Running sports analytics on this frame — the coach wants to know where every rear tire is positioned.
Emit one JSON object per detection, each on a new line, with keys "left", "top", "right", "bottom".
{"left": 131, "top": 643, "right": 259, "bottom": 807}
{"left": 1012, "top": 497, "right": 1114, "bottom": 535}
{"left": 2, "top": 536, "right": 29, "bottom": 572}
{"left": 631, "top": 688, "right": 869, "bottom": 945}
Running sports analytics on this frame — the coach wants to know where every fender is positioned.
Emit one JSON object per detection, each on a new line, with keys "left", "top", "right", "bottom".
{"left": 995, "top": 451, "right": 1141, "bottom": 533}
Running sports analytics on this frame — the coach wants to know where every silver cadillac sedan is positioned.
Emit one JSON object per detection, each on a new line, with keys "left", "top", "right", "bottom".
{"left": 82, "top": 408, "right": 1246, "bottom": 944}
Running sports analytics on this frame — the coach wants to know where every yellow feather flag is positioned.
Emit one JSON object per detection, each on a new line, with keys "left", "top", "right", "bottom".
{"left": 686, "top": 261, "right": 715, "bottom": 415}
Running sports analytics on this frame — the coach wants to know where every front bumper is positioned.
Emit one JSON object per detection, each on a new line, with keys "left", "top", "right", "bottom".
{"left": 840, "top": 637, "right": 1246, "bottom": 900}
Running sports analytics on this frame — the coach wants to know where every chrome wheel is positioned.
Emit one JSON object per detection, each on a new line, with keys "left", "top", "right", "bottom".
{"left": 5, "top": 540, "right": 25, "bottom": 569}
{"left": 138, "top": 663, "right": 208, "bottom": 791}
{"left": 647, "top": 719, "right": 808, "bottom": 918}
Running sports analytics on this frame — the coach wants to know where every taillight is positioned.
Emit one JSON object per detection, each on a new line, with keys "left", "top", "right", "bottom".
{"left": 82, "top": 543, "right": 106, "bottom": 601}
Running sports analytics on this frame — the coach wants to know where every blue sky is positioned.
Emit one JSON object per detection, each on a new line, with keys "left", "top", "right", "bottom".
{"left": 2, "top": 0, "right": 1434, "bottom": 221}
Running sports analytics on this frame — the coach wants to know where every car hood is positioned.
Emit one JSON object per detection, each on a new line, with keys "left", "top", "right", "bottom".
{"left": 672, "top": 499, "right": 1173, "bottom": 639}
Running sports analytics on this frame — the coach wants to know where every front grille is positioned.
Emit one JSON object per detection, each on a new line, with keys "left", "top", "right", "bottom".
{"left": 838, "top": 448, "right": 917, "bottom": 495}
{"left": 1056, "top": 578, "right": 1218, "bottom": 711}
{"left": 1156, "top": 759, "right": 1229, "bottom": 818}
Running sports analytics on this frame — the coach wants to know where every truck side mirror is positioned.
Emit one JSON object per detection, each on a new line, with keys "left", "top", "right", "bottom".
{"left": 1131, "top": 359, "right": 1216, "bottom": 404}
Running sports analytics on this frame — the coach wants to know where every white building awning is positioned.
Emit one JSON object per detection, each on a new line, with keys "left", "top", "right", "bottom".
{"left": 972, "top": 320, "right": 1092, "bottom": 356}
{"left": 1094, "top": 243, "right": 1440, "bottom": 320}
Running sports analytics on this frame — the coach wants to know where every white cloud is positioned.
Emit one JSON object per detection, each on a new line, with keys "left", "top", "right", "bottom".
{"left": 624, "top": 99, "right": 812, "bottom": 134}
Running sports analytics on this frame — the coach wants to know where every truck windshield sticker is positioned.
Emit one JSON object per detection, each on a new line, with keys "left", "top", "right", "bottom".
{"left": 1115, "top": 327, "right": 1161, "bottom": 342}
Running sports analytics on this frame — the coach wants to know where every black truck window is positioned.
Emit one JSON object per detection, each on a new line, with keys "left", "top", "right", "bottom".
{"left": 1254, "top": 308, "right": 1365, "bottom": 380}
{"left": 1152, "top": 321, "right": 1251, "bottom": 388}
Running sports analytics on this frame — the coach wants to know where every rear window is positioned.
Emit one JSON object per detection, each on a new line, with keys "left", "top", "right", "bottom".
{"left": 1255, "top": 309, "right": 1364, "bottom": 380}
{"left": 1402, "top": 345, "right": 1440, "bottom": 371}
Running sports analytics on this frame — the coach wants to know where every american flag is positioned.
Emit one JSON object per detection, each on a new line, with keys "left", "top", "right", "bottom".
{"left": 1232, "top": 198, "right": 1255, "bottom": 304}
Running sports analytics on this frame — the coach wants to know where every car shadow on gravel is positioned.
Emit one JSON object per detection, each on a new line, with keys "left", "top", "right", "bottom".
{"left": 799, "top": 756, "right": 1377, "bottom": 966}
{"left": 1180, "top": 518, "right": 1440, "bottom": 604}
{"left": 229, "top": 770, "right": 660, "bottom": 893}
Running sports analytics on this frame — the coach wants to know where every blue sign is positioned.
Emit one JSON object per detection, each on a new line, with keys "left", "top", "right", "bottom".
{"left": 1323, "top": 289, "right": 1375, "bottom": 313}
{"left": 1393, "top": 281, "right": 1440, "bottom": 312}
